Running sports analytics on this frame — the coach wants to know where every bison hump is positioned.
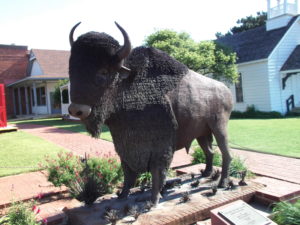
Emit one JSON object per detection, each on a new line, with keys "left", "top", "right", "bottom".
{"left": 125, "top": 46, "right": 188, "bottom": 78}
{"left": 120, "top": 47, "right": 188, "bottom": 111}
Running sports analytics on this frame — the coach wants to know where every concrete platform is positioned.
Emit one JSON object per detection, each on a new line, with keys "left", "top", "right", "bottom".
{"left": 64, "top": 178, "right": 264, "bottom": 225}
{"left": 254, "top": 176, "right": 300, "bottom": 205}
{"left": 0, "top": 125, "right": 18, "bottom": 133}
{"left": 176, "top": 164, "right": 300, "bottom": 206}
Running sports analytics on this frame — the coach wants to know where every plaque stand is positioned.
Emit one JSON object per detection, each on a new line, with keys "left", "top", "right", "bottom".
{"left": 211, "top": 200, "right": 276, "bottom": 225}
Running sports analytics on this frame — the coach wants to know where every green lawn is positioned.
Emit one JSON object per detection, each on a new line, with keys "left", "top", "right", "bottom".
{"left": 0, "top": 131, "right": 65, "bottom": 177}
{"left": 228, "top": 118, "right": 300, "bottom": 158}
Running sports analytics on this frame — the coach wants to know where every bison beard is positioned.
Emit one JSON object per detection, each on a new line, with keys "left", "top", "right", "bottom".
{"left": 82, "top": 108, "right": 102, "bottom": 138}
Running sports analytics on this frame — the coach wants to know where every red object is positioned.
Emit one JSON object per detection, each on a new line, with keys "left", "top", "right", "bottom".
{"left": 0, "top": 84, "right": 7, "bottom": 127}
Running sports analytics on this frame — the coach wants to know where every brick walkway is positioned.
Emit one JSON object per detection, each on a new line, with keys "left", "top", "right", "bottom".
{"left": 232, "top": 149, "right": 300, "bottom": 185}
{"left": 1, "top": 123, "right": 299, "bottom": 209}
{"left": 15, "top": 124, "right": 117, "bottom": 159}
{"left": 0, "top": 171, "right": 67, "bottom": 209}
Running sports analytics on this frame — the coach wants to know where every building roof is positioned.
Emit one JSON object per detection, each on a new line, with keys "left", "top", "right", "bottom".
{"left": 281, "top": 45, "right": 300, "bottom": 71}
{"left": 0, "top": 44, "right": 28, "bottom": 85}
{"left": 31, "top": 49, "right": 70, "bottom": 77}
{"left": 216, "top": 16, "right": 299, "bottom": 64}
{"left": 0, "top": 44, "right": 27, "bottom": 51}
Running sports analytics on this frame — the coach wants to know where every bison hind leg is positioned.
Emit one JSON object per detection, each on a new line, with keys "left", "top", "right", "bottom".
{"left": 197, "top": 134, "right": 214, "bottom": 177}
{"left": 209, "top": 116, "right": 232, "bottom": 188}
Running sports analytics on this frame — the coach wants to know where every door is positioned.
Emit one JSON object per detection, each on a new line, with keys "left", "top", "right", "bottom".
{"left": 292, "top": 74, "right": 300, "bottom": 106}
{"left": 0, "top": 84, "right": 7, "bottom": 127}
{"left": 50, "top": 92, "right": 61, "bottom": 114}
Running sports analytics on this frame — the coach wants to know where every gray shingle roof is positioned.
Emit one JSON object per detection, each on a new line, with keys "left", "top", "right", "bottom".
{"left": 281, "top": 45, "right": 300, "bottom": 71}
{"left": 216, "top": 16, "right": 298, "bottom": 64}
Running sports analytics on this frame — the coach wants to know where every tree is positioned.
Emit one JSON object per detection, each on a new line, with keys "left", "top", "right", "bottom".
{"left": 216, "top": 11, "right": 267, "bottom": 37}
{"left": 144, "top": 30, "right": 238, "bottom": 83}
{"left": 53, "top": 79, "right": 69, "bottom": 106}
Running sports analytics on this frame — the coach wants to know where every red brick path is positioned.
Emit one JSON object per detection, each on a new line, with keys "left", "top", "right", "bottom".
{"left": 15, "top": 124, "right": 117, "bottom": 159}
{"left": 0, "top": 171, "right": 67, "bottom": 209}
{"left": 232, "top": 149, "right": 300, "bottom": 185}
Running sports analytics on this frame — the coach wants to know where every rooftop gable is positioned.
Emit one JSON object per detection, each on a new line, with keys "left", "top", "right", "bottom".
{"left": 216, "top": 16, "right": 299, "bottom": 64}
{"left": 30, "top": 49, "right": 70, "bottom": 78}
{"left": 281, "top": 45, "right": 300, "bottom": 71}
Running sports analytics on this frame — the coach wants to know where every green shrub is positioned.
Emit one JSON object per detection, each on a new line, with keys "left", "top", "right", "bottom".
{"left": 272, "top": 200, "right": 300, "bottom": 225}
{"left": 229, "top": 156, "right": 252, "bottom": 178}
{"left": 68, "top": 157, "right": 122, "bottom": 205}
{"left": 86, "top": 157, "right": 123, "bottom": 194}
{"left": 4, "top": 201, "right": 41, "bottom": 225}
{"left": 44, "top": 152, "right": 123, "bottom": 205}
{"left": 191, "top": 147, "right": 252, "bottom": 178}
{"left": 135, "top": 168, "right": 176, "bottom": 187}
{"left": 136, "top": 172, "right": 152, "bottom": 187}
{"left": 231, "top": 105, "right": 283, "bottom": 119}
{"left": 192, "top": 147, "right": 222, "bottom": 166}
{"left": 45, "top": 151, "right": 83, "bottom": 187}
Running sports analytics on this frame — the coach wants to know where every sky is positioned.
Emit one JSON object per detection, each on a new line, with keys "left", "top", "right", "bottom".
{"left": 0, "top": 0, "right": 269, "bottom": 50}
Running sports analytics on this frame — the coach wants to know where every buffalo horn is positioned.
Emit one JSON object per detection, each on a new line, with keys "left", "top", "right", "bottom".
{"left": 69, "top": 22, "right": 81, "bottom": 47}
{"left": 115, "top": 22, "right": 131, "bottom": 60}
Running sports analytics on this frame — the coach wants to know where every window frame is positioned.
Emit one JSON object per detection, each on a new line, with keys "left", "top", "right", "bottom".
{"left": 36, "top": 86, "right": 46, "bottom": 106}
{"left": 235, "top": 73, "right": 244, "bottom": 103}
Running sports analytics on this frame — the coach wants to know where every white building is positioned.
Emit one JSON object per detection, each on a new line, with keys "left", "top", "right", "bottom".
{"left": 7, "top": 49, "right": 70, "bottom": 116}
{"left": 217, "top": 0, "right": 300, "bottom": 114}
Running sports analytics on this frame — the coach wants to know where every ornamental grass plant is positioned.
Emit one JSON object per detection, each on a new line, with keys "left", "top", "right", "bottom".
{"left": 272, "top": 200, "right": 300, "bottom": 225}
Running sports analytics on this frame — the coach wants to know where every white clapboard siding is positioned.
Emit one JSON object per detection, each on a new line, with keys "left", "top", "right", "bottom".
{"left": 268, "top": 16, "right": 300, "bottom": 114}
{"left": 230, "top": 60, "right": 270, "bottom": 112}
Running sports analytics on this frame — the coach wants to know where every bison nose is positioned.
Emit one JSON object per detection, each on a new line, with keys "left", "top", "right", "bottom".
{"left": 68, "top": 103, "right": 91, "bottom": 120}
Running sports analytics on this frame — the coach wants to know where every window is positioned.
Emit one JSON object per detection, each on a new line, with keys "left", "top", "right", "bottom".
{"left": 62, "top": 89, "right": 69, "bottom": 104}
{"left": 36, "top": 87, "right": 46, "bottom": 106}
{"left": 235, "top": 73, "right": 244, "bottom": 103}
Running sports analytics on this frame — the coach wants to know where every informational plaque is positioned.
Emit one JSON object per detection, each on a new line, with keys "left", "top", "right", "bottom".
{"left": 218, "top": 201, "right": 272, "bottom": 225}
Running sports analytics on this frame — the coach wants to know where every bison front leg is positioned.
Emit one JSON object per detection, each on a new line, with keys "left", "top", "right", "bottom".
{"left": 118, "top": 160, "right": 138, "bottom": 199}
{"left": 150, "top": 167, "right": 167, "bottom": 206}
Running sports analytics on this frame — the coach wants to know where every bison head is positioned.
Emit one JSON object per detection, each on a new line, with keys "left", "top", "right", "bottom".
{"left": 68, "top": 22, "right": 131, "bottom": 137}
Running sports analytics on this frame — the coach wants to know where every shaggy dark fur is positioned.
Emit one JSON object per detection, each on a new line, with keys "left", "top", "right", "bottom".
{"left": 69, "top": 28, "right": 233, "bottom": 205}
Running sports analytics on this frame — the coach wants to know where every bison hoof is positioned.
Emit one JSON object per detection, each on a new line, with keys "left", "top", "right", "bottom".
{"left": 218, "top": 177, "right": 230, "bottom": 188}
{"left": 200, "top": 168, "right": 213, "bottom": 177}
{"left": 151, "top": 198, "right": 159, "bottom": 207}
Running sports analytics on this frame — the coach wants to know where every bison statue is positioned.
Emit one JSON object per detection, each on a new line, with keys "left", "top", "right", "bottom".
{"left": 68, "top": 22, "right": 233, "bottom": 205}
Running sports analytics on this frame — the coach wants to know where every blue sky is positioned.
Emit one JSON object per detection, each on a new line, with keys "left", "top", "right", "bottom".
{"left": 0, "top": 0, "right": 269, "bottom": 50}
